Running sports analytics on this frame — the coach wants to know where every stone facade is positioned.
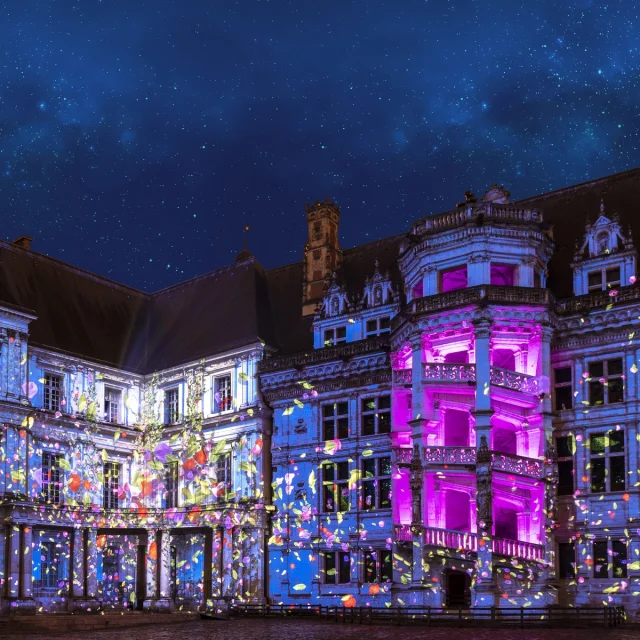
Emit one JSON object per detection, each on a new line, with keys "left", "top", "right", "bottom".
{"left": 2, "top": 171, "right": 640, "bottom": 615}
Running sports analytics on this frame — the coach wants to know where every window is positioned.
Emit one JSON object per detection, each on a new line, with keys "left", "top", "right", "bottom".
{"left": 43, "top": 373, "right": 62, "bottom": 412}
{"left": 588, "top": 267, "right": 621, "bottom": 292}
{"left": 104, "top": 388, "right": 121, "bottom": 424}
{"left": 362, "top": 457, "right": 391, "bottom": 510}
{"left": 490, "top": 264, "right": 516, "bottom": 286}
{"left": 556, "top": 436, "right": 574, "bottom": 496}
{"left": 164, "top": 388, "right": 179, "bottom": 424}
{"left": 214, "top": 375, "right": 232, "bottom": 413}
{"left": 440, "top": 265, "right": 468, "bottom": 293}
{"left": 322, "top": 461, "right": 350, "bottom": 512}
{"left": 587, "top": 359, "right": 624, "bottom": 405}
{"left": 40, "top": 541, "right": 59, "bottom": 588}
{"left": 215, "top": 452, "right": 232, "bottom": 500}
{"left": 323, "top": 551, "right": 351, "bottom": 584}
{"left": 363, "top": 549, "right": 392, "bottom": 583}
{"left": 323, "top": 402, "right": 349, "bottom": 440}
{"left": 553, "top": 367, "right": 573, "bottom": 411}
{"left": 361, "top": 396, "right": 391, "bottom": 435}
{"left": 590, "top": 430, "right": 625, "bottom": 493}
{"left": 365, "top": 316, "right": 390, "bottom": 337}
{"left": 103, "top": 461, "right": 121, "bottom": 509}
{"left": 558, "top": 542, "right": 575, "bottom": 579}
{"left": 41, "top": 451, "right": 63, "bottom": 504}
{"left": 593, "top": 539, "right": 627, "bottom": 578}
{"left": 323, "top": 326, "right": 346, "bottom": 347}
{"left": 164, "top": 461, "right": 179, "bottom": 509}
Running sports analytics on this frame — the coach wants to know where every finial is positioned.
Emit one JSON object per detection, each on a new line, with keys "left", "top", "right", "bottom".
{"left": 600, "top": 198, "right": 605, "bottom": 214}
{"left": 243, "top": 225, "right": 250, "bottom": 251}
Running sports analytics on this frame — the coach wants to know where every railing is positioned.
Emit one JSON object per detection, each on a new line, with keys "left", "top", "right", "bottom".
{"left": 423, "top": 446, "right": 476, "bottom": 465}
{"left": 556, "top": 284, "right": 640, "bottom": 315}
{"left": 489, "top": 367, "right": 539, "bottom": 394}
{"left": 491, "top": 452, "right": 543, "bottom": 479}
{"left": 412, "top": 203, "right": 544, "bottom": 236}
{"left": 257, "top": 337, "right": 389, "bottom": 374}
{"left": 424, "top": 526, "right": 478, "bottom": 552}
{"left": 393, "top": 286, "right": 552, "bottom": 330}
{"left": 230, "top": 603, "right": 626, "bottom": 628}
{"left": 393, "top": 369, "right": 413, "bottom": 385}
{"left": 493, "top": 537, "right": 545, "bottom": 562}
{"left": 394, "top": 524, "right": 413, "bottom": 542}
{"left": 392, "top": 447, "right": 413, "bottom": 465}
{"left": 423, "top": 363, "right": 476, "bottom": 382}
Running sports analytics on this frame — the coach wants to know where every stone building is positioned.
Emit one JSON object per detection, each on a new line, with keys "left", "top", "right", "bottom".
{"left": 2, "top": 168, "right": 640, "bottom": 614}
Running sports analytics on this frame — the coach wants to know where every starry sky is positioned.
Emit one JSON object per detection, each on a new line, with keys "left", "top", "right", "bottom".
{"left": 2, "top": 0, "right": 639, "bottom": 291}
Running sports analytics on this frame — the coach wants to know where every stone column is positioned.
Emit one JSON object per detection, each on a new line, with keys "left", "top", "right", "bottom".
{"left": 543, "top": 442, "right": 559, "bottom": 604}
{"left": 211, "top": 527, "right": 223, "bottom": 598}
{"left": 7, "top": 524, "right": 36, "bottom": 613}
{"left": 410, "top": 335, "right": 423, "bottom": 421}
{"left": 156, "top": 530, "right": 174, "bottom": 611}
{"left": 222, "top": 526, "right": 234, "bottom": 598}
{"left": 143, "top": 530, "right": 158, "bottom": 610}
{"left": 473, "top": 437, "right": 494, "bottom": 607}
{"left": 86, "top": 529, "right": 98, "bottom": 599}
{"left": 71, "top": 528, "right": 86, "bottom": 598}
{"left": 7, "top": 524, "right": 20, "bottom": 599}
{"left": 21, "top": 525, "right": 33, "bottom": 598}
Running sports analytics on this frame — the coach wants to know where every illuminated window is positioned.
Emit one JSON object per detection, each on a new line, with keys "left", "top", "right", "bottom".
{"left": 164, "top": 461, "right": 179, "bottom": 509}
{"left": 363, "top": 549, "right": 392, "bottom": 583}
{"left": 214, "top": 375, "right": 233, "bottom": 413}
{"left": 323, "top": 551, "right": 350, "bottom": 584}
{"left": 43, "top": 373, "right": 63, "bottom": 412}
{"left": 365, "top": 316, "right": 390, "bottom": 337}
{"left": 362, "top": 456, "right": 391, "bottom": 510}
{"left": 42, "top": 451, "right": 63, "bottom": 504}
{"left": 490, "top": 264, "right": 516, "bottom": 286}
{"left": 104, "top": 388, "right": 121, "bottom": 424}
{"left": 553, "top": 367, "right": 573, "bottom": 411}
{"left": 323, "top": 326, "right": 346, "bottom": 347}
{"left": 593, "top": 539, "right": 627, "bottom": 578}
{"left": 587, "top": 359, "right": 624, "bottom": 405}
{"left": 590, "top": 430, "right": 625, "bottom": 493}
{"left": 323, "top": 401, "right": 349, "bottom": 440}
{"left": 556, "top": 436, "right": 574, "bottom": 496}
{"left": 164, "top": 388, "right": 180, "bottom": 424}
{"left": 588, "top": 267, "right": 621, "bottom": 292}
{"left": 361, "top": 395, "right": 391, "bottom": 435}
{"left": 558, "top": 542, "right": 575, "bottom": 579}
{"left": 440, "top": 265, "right": 467, "bottom": 293}
{"left": 103, "top": 461, "right": 121, "bottom": 509}
{"left": 322, "top": 461, "right": 350, "bottom": 512}
{"left": 40, "top": 541, "right": 59, "bottom": 588}
{"left": 215, "top": 452, "right": 232, "bottom": 500}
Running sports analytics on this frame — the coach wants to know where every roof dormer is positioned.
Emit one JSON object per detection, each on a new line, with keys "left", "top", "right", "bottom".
{"left": 362, "top": 259, "right": 397, "bottom": 308}
{"left": 318, "top": 272, "right": 350, "bottom": 318}
{"left": 572, "top": 199, "right": 636, "bottom": 296}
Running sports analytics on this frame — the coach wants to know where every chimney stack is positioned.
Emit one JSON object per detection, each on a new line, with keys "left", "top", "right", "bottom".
{"left": 12, "top": 236, "right": 33, "bottom": 250}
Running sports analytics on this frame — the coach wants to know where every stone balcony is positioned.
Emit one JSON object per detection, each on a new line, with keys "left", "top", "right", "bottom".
{"left": 393, "top": 446, "right": 545, "bottom": 479}
{"left": 391, "top": 285, "right": 552, "bottom": 330}
{"left": 393, "top": 524, "right": 545, "bottom": 562}
{"left": 392, "top": 364, "right": 539, "bottom": 395}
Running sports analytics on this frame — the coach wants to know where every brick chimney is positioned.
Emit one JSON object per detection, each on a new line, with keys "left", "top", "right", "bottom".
{"left": 12, "top": 236, "right": 33, "bottom": 250}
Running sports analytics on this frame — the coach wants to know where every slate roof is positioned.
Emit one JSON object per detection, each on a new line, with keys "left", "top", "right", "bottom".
{"left": 1, "top": 168, "right": 638, "bottom": 371}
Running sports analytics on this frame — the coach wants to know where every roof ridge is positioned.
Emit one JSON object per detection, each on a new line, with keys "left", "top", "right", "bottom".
{"left": 516, "top": 168, "right": 640, "bottom": 204}
{"left": 0, "top": 240, "right": 148, "bottom": 297}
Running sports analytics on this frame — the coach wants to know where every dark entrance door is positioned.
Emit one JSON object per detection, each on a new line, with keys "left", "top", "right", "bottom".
{"left": 136, "top": 544, "right": 146, "bottom": 610}
{"left": 446, "top": 571, "right": 471, "bottom": 608}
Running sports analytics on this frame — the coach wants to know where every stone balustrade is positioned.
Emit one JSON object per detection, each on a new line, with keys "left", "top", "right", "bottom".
{"left": 492, "top": 537, "right": 545, "bottom": 562}
{"left": 489, "top": 366, "right": 539, "bottom": 393}
{"left": 393, "top": 369, "right": 412, "bottom": 385}
{"left": 423, "top": 363, "right": 477, "bottom": 382}
{"left": 490, "top": 452, "right": 544, "bottom": 479}
{"left": 393, "top": 524, "right": 412, "bottom": 542}
{"left": 423, "top": 446, "right": 477, "bottom": 465}
{"left": 423, "top": 526, "right": 478, "bottom": 552}
{"left": 392, "top": 447, "right": 413, "bottom": 465}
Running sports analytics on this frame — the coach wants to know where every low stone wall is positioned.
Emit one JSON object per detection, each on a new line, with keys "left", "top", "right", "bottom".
{"left": 0, "top": 611, "right": 199, "bottom": 635}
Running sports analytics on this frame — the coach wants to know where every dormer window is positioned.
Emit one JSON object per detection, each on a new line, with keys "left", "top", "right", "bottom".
{"left": 324, "top": 326, "right": 346, "bottom": 347}
{"left": 587, "top": 267, "right": 620, "bottom": 292}
{"left": 596, "top": 231, "right": 609, "bottom": 255}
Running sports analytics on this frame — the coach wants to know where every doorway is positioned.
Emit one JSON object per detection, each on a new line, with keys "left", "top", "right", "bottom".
{"left": 446, "top": 571, "right": 471, "bottom": 608}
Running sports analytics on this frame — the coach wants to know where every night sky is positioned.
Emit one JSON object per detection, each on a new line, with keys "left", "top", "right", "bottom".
{"left": 2, "top": 0, "right": 639, "bottom": 291}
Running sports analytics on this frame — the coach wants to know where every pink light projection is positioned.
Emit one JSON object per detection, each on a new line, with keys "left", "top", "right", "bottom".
{"left": 490, "top": 264, "right": 516, "bottom": 286}
{"left": 440, "top": 266, "right": 468, "bottom": 292}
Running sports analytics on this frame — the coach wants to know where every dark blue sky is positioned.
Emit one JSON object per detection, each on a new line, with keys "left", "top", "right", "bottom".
{"left": 2, "top": 0, "right": 638, "bottom": 290}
